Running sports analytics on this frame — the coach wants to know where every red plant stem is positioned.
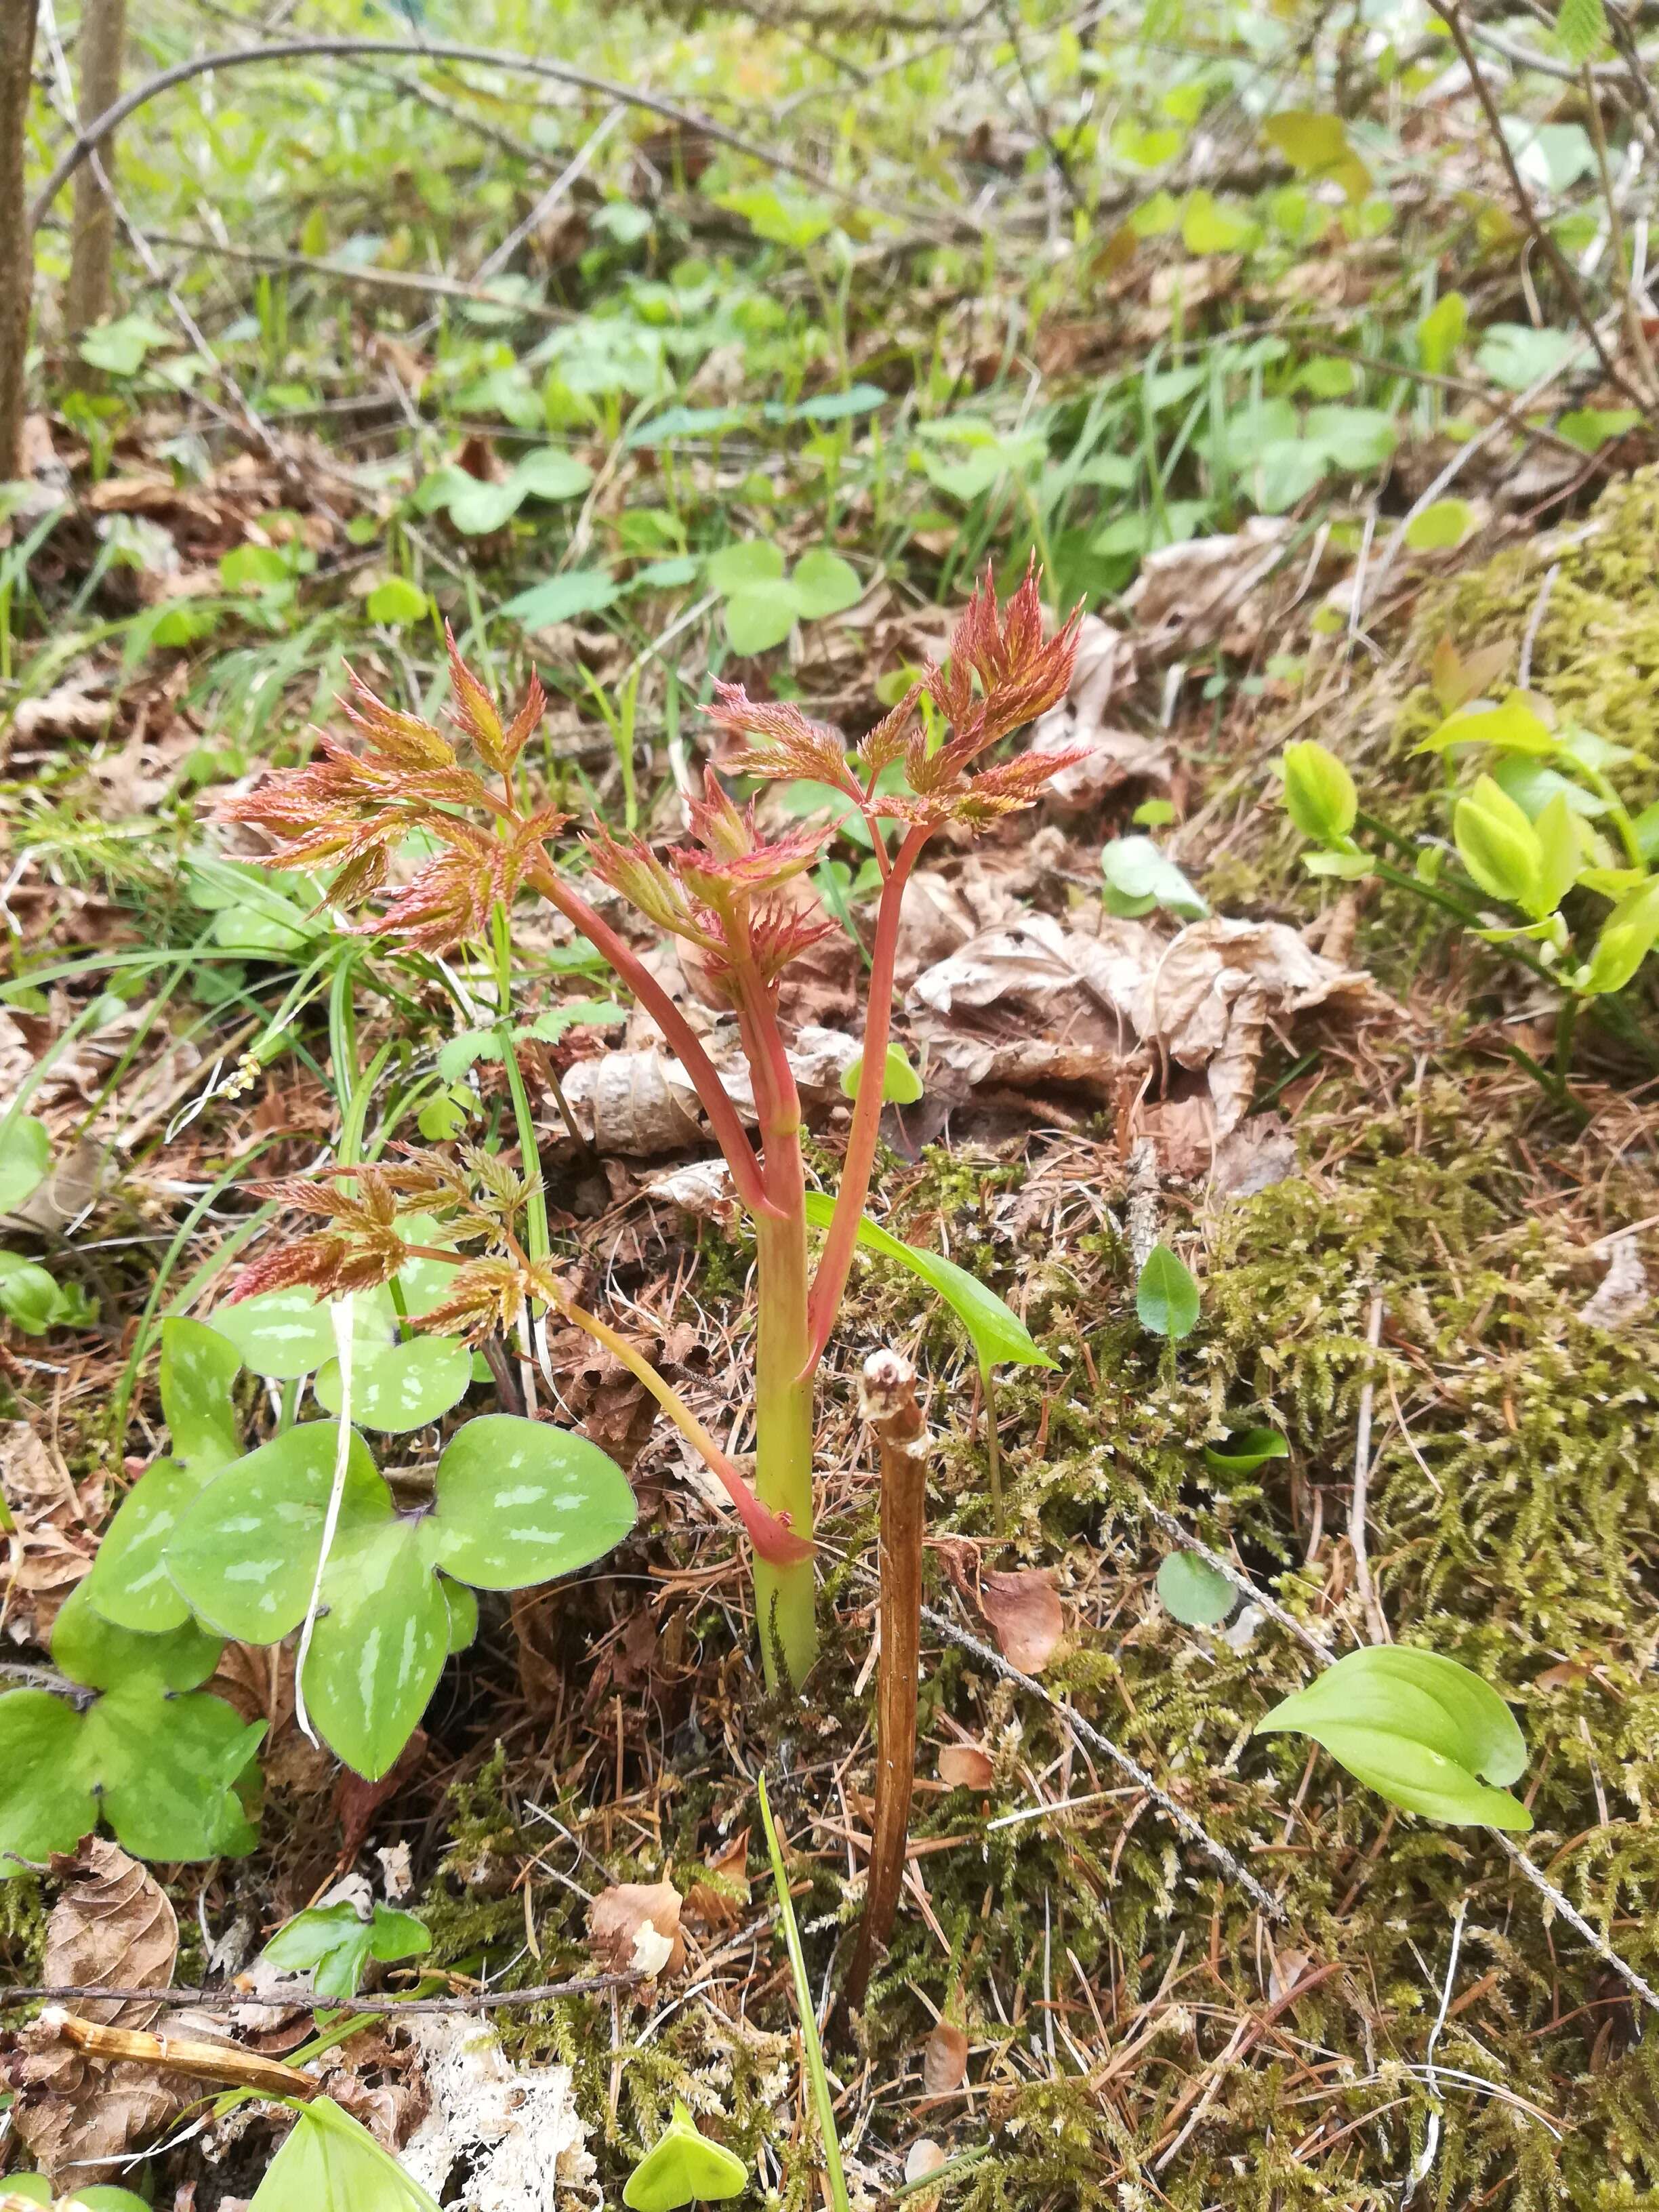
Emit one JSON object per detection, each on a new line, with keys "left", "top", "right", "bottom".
{"left": 559, "top": 1295, "right": 811, "bottom": 1565}
{"left": 529, "top": 858, "right": 777, "bottom": 1221}
{"left": 803, "top": 823, "right": 932, "bottom": 1374}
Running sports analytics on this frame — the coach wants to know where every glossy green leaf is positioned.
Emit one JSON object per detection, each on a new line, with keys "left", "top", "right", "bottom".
{"left": 161, "top": 1315, "right": 243, "bottom": 1471}
{"left": 1454, "top": 774, "right": 1545, "bottom": 914}
{"left": 1420, "top": 692, "right": 1555, "bottom": 758}
{"left": 314, "top": 1334, "right": 473, "bottom": 1433}
{"left": 1203, "top": 1425, "right": 1289, "bottom": 1475}
{"left": 264, "top": 1899, "right": 431, "bottom": 2001}
{"left": 1256, "top": 1645, "right": 1531, "bottom": 1828}
{"left": 248, "top": 2093, "right": 443, "bottom": 2212}
{"left": 801, "top": 1192, "right": 1056, "bottom": 1372}
{"left": 54, "top": 1575, "right": 223, "bottom": 1692}
{"left": 1280, "top": 742, "right": 1356, "bottom": 844}
{"left": 0, "top": 1689, "right": 91, "bottom": 1874}
{"left": 1583, "top": 878, "right": 1659, "bottom": 994}
{"left": 1416, "top": 291, "right": 1467, "bottom": 375}
{"left": 1136, "top": 1244, "right": 1200, "bottom": 1340}
{"left": 431, "top": 1415, "right": 638, "bottom": 1589}
{"left": 0, "top": 1251, "right": 74, "bottom": 1334}
{"left": 167, "top": 1423, "right": 391, "bottom": 1641}
{"left": 839, "top": 1042, "right": 923, "bottom": 1105}
{"left": 1157, "top": 1551, "right": 1237, "bottom": 1626}
{"left": 441, "top": 1573, "right": 479, "bottom": 1652}
{"left": 302, "top": 1519, "right": 449, "bottom": 1779}
{"left": 623, "top": 2101, "right": 748, "bottom": 2211}
{"left": 0, "top": 1113, "right": 51, "bottom": 1212}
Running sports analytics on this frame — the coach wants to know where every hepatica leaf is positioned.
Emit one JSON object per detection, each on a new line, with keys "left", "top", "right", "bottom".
{"left": 314, "top": 1334, "right": 473, "bottom": 1433}
{"left": 1256, "top": 1645, "right": 1532, "bottom": 1828}
{"left": 263, "top": 1898, "right": 431, "bottom": 2002}
{"left": 624, "top": 2100, "right": 748, "bottom": 2211}
{"left": 0, "top": 1584, "right": 262, "bottom": 1874}
{"left": 0, "top": 1112, "right": 51, "bottom": 1211}
{"left": 802, "top": 1192, "right": 1054, "bottom": 1374}
{"left": 839, "top": 1042, "right": 923, "bottom": 1105}
{"left": 167, "top": 1414, "right": 636, "bottom": 1778}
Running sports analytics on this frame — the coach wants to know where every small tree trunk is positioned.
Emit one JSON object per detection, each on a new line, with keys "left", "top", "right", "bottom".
{"left": 65, "top": 0, "right": 126, "bottom": 336}
{"left": 0, "top": 0, "right": 41, "bottom": 476}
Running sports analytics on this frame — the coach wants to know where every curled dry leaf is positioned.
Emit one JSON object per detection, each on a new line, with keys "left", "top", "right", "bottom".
{"left": 937, "top": 1744, "right": 995, "bottom": 1790}
{"left": 558, "top": 1028, "right": 859, "bottom": 1158}
{"left": 1209, "top": 1111, "right": 1299, "bottom": 1201}
{"left": 1124, "top": 517, "right": 1294, "bottom": 657}
{"left": 3, "top": 1841, "right": 189, "bottom": 2184}
{"left": 907, "top": 911, "right": 1382, "bottom": 1146}
{"left": 683, "top": 1829, "right": 751, "bottom": 1931}
{"left": 642, "top": 1159, "right": 740, "bottom": 1227}
{"left": 1, "top": 1424, "right": 98, "bottom": 1646}
{"left": 1027, "top": 613, "right": 1166, "bottom": 815}
{"left": 922, "top": 2017, "right": 970, "bottom": 2095}
{"left": 588, "top": 1879, "right": 686, "bottom": 1978}
{"left": 979, "top": 1569, "right": 1064, "bottom": 1675}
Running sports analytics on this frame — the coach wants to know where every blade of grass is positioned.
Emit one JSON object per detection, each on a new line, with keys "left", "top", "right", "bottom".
{"left": 756, "top": 1772, "right": 851, "bottom": 2212}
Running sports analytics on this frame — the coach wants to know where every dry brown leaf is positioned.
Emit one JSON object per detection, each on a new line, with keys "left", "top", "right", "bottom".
{"left": 937, "top": 1744, "right": 994, "bottom": 1790}
{"left": 922, "top": 2018, "right": 969, "bottom": 2095}
{"left": 1, "top": 1425, "right": 98, "bottom": 1644}
{"left": 11, "top": 682, "right": 110, "bottom": 743}
{"left": 1027, "top": 612, "right": 1166, "bottom": 815}
{"left": 588, "top": 1879, "right": 685, "bottom": 1978}
{"left": 3, "top": 1843, "right": 194, "bottom": 2184}
{"left": 979, "top": 1570, "right": 1064, "bottom": 1674}
{"left": 642, "top": 1159, "right": 740, "bottom": 1225}
{"left": 44, "top": 1839, "right": 178, "bottom": 2025}
{"left": 1210, "top": 1112, "right": 1300, "bottom": 1200}
{"left": 906, "top": 2137, "right": 949, "bottom": 2182}
{"left": 1124, "top": 518, "right": 1294, "bottom": 656}
{"left": 684, "top": 1830, "right": 752, "bottom": 1931}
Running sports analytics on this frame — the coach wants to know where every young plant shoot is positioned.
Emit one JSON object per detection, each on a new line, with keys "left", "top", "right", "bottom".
{"left": 215, "top": 563, "right": 1083, "bottom": 1686}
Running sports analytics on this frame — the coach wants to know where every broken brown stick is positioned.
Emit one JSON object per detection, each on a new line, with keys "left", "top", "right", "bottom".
{"left": 38, "top": 2005, "right": 321, "bottom": 2100}
{"left": 835, "top": 1350, "right": 928, "bottom": 2031}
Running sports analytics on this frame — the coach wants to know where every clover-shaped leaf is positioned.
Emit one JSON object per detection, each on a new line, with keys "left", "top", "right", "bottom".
{"left": 7, "top": 2175, "right": 150, "bottom": 2210}
{"left": 167, "top": 1414, "right": 636, "bottom": 1777}
{"left": 262, "top": 1898, "right": 431, "bottom": 2002}
{"left": 0, "top": 1582, "right": 264, "bottom": 1876}
{"left": 623, "top": 2102, "right": 748, "bottom": 2212}
{"left": 1255, "top": 1645, "right": 1531, "bottom": 1828}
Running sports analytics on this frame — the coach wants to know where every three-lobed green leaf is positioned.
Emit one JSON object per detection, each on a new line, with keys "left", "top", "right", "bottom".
{"left": 167, "top": 1415, "right": 636, "bottom": 1776}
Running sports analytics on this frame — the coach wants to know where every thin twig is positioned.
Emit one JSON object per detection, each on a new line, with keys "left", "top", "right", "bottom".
{"left": 0, "top": 1971, "right": 643, "bottom": 2014}
{"left": 27, "top": 36, "right": 970, "bottom": 241}
{"left": 1440, "top": 1, "right": 1642, "bottom": 407}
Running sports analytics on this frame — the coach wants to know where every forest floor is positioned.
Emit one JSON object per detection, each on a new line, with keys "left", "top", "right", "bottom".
{"left": 7, "top": 3, "right": 1659, "bottom": 2207}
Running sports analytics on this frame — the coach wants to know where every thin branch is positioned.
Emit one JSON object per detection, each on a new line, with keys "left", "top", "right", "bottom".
{"left": 27, "top": 35, "right": 972, "bottom": 240}
{"left": 1440, "top": 1, "right": 1643, "bottom": 407}
{"left": 0, "top": 1971, "right": 643, "bottom": 2014}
